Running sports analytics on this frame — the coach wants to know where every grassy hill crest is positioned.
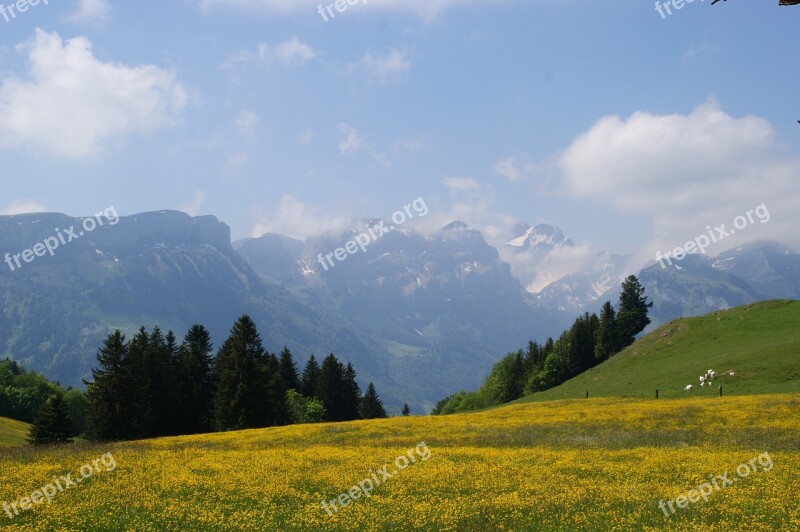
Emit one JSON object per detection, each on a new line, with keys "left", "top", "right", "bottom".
{"left": 517, "top": 299, "right": 800, "bottom": 403}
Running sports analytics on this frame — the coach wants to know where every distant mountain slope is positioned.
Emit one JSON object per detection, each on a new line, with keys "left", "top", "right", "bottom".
{"left": 1, "top": 212, "right": 566, "bottom": 413}
{"left": 506, "top": 222, "right": 574, "bottom": 254}
{"left": 532, "top": 239, "right": 800, "bottom": 325}
{"left": 638, "top": 241, "right": 800, "bottom": 327}
{"left": 516, "top": 300, "right": 800, "bottom": 402}
{"left": 0, "top": 211, "right": 390, "bottom": 400}
{"left": 237, "top": 221, "right": 568, "bottom": 411}
{"left": 3, "top": 209, "right": 798, "bottom": 413}
{"left": 712, "top": 241, "right": 800, "bottom": 299}
{"left": 534, "top": 252, "right": 629, "bottom": 314}
{"left": 503, "top": 222, "right": 630, "bottom": 313}
{"left": 233, "top": 233, "right": 306, "bottom": 283}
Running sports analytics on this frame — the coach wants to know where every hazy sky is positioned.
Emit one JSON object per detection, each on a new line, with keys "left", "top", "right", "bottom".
{"left": 1, "top": 0, "right": 798, "bottom": 274}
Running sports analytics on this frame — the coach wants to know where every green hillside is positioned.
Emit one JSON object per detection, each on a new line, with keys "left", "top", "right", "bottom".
{"left": 0, "top": 416, "right": 30, "bottom": 447}
{"left": 517, "top": 300, "right": 800, "bottom": 403}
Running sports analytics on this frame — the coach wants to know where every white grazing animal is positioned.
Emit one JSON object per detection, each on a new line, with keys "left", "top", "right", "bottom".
{"left": 700, "top": 376, "right": 706, "bottom": 383}
{"left": 684, "top": 385, "right": 693, "bottom": 391}
{"left": 700, "top": 381, "right": 705, "bottom": 387}
{"left": 710, "top": 370, "right": 717, "bottom": 379}
{"left": 729, "top": 372, "right": 735, "bottom": 377}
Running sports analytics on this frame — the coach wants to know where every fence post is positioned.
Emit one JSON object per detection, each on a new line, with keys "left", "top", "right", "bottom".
{"left": 656, "top": 389, "right": 659, "bottom": 399}
{"left": 585, "top": 390, "right": 589, "bottom": 399}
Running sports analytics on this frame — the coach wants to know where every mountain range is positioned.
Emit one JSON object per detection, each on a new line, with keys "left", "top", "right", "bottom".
{"left": 1, "top": 210, "right": 797, "bottom": 412}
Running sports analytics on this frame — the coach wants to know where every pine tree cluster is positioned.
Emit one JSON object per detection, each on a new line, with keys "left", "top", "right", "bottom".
{"left": 84, "top": 315, "right": 387, "bottom": 441}
{"left": 433, "top": 275, "right": 653, "bottom": 414}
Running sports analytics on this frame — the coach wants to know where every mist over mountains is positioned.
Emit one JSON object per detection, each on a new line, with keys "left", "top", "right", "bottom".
{"left": 2, "top": 210, "right": 797, "bottom": 412}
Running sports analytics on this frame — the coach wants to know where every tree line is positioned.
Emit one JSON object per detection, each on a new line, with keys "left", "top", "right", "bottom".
{"left": 432, "top": 275, "right": 652, "bottom": 414}
{"left": 0, "top": 358, "right": 86, "bottom": 435}
{"left": 26, "top": 314, "right": 389, "bottom": 443}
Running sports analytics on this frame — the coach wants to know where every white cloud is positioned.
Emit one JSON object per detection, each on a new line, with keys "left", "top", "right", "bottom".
{"left": 411, "top": 176, "right": 496, "bottom": 235}
{"left": 272, "top": 37, "right": 316, "bottom": 66}
{"left": 235, "top": 110, "right": 260, "bottom": 138}
{"left": 493, "top": 154, "right": 537, "bottom": 182}
{"left": 225, "top": 152, "right": 250, "bottom": 173}
{"left": 559, "top": 100, "right": 800, "bottom": 262}
{"left": 502, "top": 242, "right": 596, "bottom": 293}
{"left": 442, "top": 176, "right": 480, "bottom": 191}
{"left": 66, "top": 0, "right": 111, "bottom": 24}
{"left": 0, "top": 30, "right": 187, "bottom": 159}
{"left": 252, "top": 195, "right": 352, "bottom": 240}
{"left": 683, "top": 41, "right": 720, "bottom": 62}
{"left": 180, "top": 191, "right": 206, "bottom": 216}
{"left": 337, "top": 123, "right": 363, "bottom": 154}
{"left": 199, "top": 0, "right": 494, "bottom": 19}
{"left": 223, "top": 37, "right": 316, "bottom": 77}
{"left": 393, "top": 136, "right": 431, "bottom": 154}
{"left": 356, "top": 48, "right": 411, "bottom": 83}
{"left": 1, "top": 199, "right": 48, "bottom": 215}
{"left": 297, "top": 129, "right": 315, "bottom": 144}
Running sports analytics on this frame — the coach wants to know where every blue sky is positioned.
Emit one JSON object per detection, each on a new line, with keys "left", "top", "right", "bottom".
{"left": 1, "top": 0, "right": 798, "bottom": 284}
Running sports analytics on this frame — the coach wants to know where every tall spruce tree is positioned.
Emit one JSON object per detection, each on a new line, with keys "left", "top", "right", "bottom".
{"left": 342, "top": 363, "right": 362, "bottom": 421}
{"left": 360, "top": 383, "right": 387, "bottom": 419}
{"left": 85, "top": 330, "right": 129, "bottom": 441}
{"left": 300, "top": 355, "right": 321, "bottom": 399}
{"left": 124, "top": 327, "right": 153, "bottom": 439}
{"left": 316, "top": 354, "right": 346, "bottom": 421}
{"left": 28, "top": 392, "right": 74, "bottom": 445}
{"left": 570, "top": 312, "right": 600, "bottom": 374}
{"left": 213, "top": 315, "right": 268, "bottom": 431}
{"left": 525, "top": 340, "right": 542, "bottom": 376}
{"left": 275, "top": 347, "right": 299, "bottom": 425}
{"left": 401, "top": 403, "right": 411, "bottom": 416}
{"left": 144, "top": 327, "right": 179, "bottom": 437}
{"left": 594, "top": 301, "right": 618, "bottom": 362}
{"left": 543, "top": 337, "right": 555, "bottom": 358}
{"left": 616, "top": 275, "right": 653, "bottom": 349}
{"left": 176, "top": 325, "right": 215, "bottom": 434}
{"left": 260, "top": 352, "right": 285, "bottom": 426}
{"left": 278, "top": 347, "right": 300, "bottom": 392}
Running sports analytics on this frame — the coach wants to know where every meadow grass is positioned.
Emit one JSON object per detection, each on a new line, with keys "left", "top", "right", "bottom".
{"left": 0, "top": 418, "right": 29, "bottom": 448}
{"left": 1, "top": 393, "right": 798, "bottom": 530}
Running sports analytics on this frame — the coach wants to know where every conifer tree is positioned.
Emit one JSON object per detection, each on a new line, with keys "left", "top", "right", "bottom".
{"left": 28, "top": 392, "right": 74, "bottom": 445}
{"left": 616, "top": 275, "right": 653, "bottom": 349}
{"left": 594, "top": 301, "right": 618, "bottom": 362}
{"left": 401, "top": 403, "right": 411, "bottom": 416}
{"left": 259, "top": 351, "right": 285, "bottom": 426}
{"left": 342, "top": 363, "right": 362, "bottom": 421}
{"left": 543, "top": 337, "right": 555, "bottom": 358}
{"left": 316, "top": 354, "right": 346, "bottom": 421}
{"left": 145, "top": 327, "right": 179, "bottom": 437}
{"left": 176, "top": 325, "right": 215, "bottom": 434}
{"left": 85, "top": 330, "right": 129, "bottom": 441}
{"left": 525, "top": 340, "right": 542, "bottom": 375}
{"left": 213, "top": 315, "right": 267, "bottom": 431}
{"left": 124, "top": 327, "right": 153, "bottom": 439}
{"left": 360, "top": 383, "right": 387, "bottom": 419}
{"left": 278, "top": 347, "right": 300, "bottom": 392}
{"left": 300, "top": 354, "right": 321, "bottom": 399}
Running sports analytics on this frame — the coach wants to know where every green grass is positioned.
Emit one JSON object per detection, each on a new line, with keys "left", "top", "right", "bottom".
{"left": 0, "top": 417, "right": 30, "bottom": 447}
{"left": 517, "top": 299, "right": 800, "bottom": 403}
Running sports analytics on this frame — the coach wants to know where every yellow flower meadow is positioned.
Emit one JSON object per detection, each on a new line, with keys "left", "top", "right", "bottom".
{"left": 1, "top": 393, "right": 798, "bottom": 530}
